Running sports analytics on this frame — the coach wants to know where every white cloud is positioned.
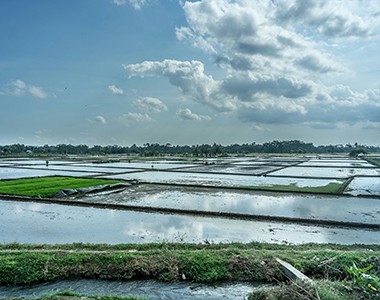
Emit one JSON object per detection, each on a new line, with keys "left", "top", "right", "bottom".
{"left": 124, "top": 59, "right": 236, "bottom": 112}
{"left": 171, "top": 0, "right": 380, "bottom": 128}
{"left": 117, "top": 112, "right": 152, "bottom": 126}
{"left": 113, "top": 0, "right": 149, "bottom": 10}
{"left": 275, "top": 0, "right": 372, "bottom": 39}
{"left": 113, "top": 0, "right": 126, "bottom": 6}
{"left": 108, "top": 84, "right": 124, "bottom": 95}
{"left": 95, "top": 115, "right": 107, "bottom": 124}
{"left": 179, "top": 0, "right": 345, "bottom": 76}
{"left": 128, "top": 0, "right": 149, "bottom": 10}
{"left": 9, "top": 79, "right": 26, "bottom": 96}
{"left": 176, "top": 108, "right": 211, "bottom": 121}
{"left": 1, "top": 80, "right": 47, "bottom": 99}
{"left": 119, "top": 1, "right": 379, "bottom": 132}
{"left": 28, "top": 85, "right": 47, "bottom": 99}
{"left": 134, "top": 97, "right": 167, "bottom": 113}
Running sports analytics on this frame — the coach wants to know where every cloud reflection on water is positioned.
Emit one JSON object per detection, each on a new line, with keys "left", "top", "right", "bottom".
{"left": 1, "top": 200, "right": 379, "bottom": 245}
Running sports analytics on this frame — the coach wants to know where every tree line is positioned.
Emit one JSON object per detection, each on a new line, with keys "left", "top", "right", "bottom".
{"left": 0, "top": 140, "right": 379, "bottom": 157}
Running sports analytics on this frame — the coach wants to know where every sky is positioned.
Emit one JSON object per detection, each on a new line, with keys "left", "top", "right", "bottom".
{"left": 1, "top": 0, "right": 379, "bottom": 146}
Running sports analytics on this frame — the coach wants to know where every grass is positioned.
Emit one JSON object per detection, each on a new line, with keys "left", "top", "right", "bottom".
{"left": 247, "top": 279, "right": 370, "bottom": 300}
{"left": 0, "top": 243, "right": 378, "bottom": 283}
{"left": 0, "top": 176, "right": 123, "bottom": 198}
{"left": 242, "top": 182, "right": 343, "bottom": 194}
{"left": 0, "top": 243, "right": 379, "bottom": 299}
{"left": 366, "top": 157, "right": 380, "bottom": 168}
{"left": 1, "top": 241, "right": 379, "bottom": 252}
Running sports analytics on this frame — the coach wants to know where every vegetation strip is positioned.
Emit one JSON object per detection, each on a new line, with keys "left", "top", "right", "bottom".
{"left": 338, "top": 177, "right": 354, "bottom": 194}
{"left": 366, "top": 157, "right": 380, "bottom": 168}
{"left": 1, "top": 194, "right": 379, "bottom": 230}
{"left": 0, "top": 243, "right": 379, "bottom": 299}
{"left": 0, "top": 177, "right": 123, "bottom": 198}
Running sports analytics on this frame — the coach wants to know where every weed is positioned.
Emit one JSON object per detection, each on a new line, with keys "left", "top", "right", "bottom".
{"left": 344, "top": 262, "right": 380, "bottom": 298}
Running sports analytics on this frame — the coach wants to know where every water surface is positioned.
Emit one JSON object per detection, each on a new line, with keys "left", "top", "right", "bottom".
{"left": 83, "top": 185, "right": 380, "bottom": 225}
{"left": 0, "top": 279, "right": 267, "bottom": 300}
{"left": 1, "top": 200, "right": 379, "bottom": 245}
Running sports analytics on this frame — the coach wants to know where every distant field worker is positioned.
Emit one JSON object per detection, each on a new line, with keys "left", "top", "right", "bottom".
{"left": 46, "top": 160, "right": 49, "bottom": 167}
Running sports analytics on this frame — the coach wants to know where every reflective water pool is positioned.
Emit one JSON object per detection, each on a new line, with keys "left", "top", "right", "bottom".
{"left": 345, "top": 177, "right": 380, "bottom": 196}
{"left": 83, "top": 185, "right": 380, "bottom": 225}
{"left": 99, "top": 171, "right": 344, "bottom": 188}
{"left": 0, "top": 167, "right": 101, "bottom": 179}
{"left": 1, "top": 200, "right": 379, "bottom": 245}
{"left": 270, "top": 166, "right": 380, "bottom": 178}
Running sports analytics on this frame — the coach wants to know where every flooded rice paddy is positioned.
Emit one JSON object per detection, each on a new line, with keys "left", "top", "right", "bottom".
{"left": 0, "top": 155, "right": 379, "bottom": 245}
{"left": 271, "top": 166, "right": 380, "bottom": 178}
{"left": 83, "top": 185, "right": 380, "bottom": 225}
{"left": 1, "top": 200, "right": 379, "bottom": 244}
{"left": 100, "top": 171, "right": 344, "bottom": 188}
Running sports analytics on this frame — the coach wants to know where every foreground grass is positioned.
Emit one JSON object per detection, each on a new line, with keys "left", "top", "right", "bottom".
{"left": 0, "top": 177, "right": 123, "bottom": 198}
{"left": 0, "top": 243, "right": 379, "bottom": 299}
{"left": 248, "top": 279, "right": 374, "bottom": 300}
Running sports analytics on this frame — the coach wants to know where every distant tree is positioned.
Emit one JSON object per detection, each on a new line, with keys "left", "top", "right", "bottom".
{"left": 349, "top": 149, "right": 367, "bottom": 158}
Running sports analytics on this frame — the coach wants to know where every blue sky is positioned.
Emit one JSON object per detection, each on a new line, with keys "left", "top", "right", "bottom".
{"left": 1, "top": 0, "right": 379, "bottom": 146}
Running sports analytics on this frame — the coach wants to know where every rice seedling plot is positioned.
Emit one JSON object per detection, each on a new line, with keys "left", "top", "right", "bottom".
{"left": 0, "top": 176, "right": 123, "bottom": 198}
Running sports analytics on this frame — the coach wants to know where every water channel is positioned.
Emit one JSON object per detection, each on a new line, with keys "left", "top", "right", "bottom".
{"left": 0, "top": 279, "right": 270, "bottom": 300}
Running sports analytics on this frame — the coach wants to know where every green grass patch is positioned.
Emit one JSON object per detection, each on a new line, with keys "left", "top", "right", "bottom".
{"left": 0, "top": 176, "right": 123, "bottom": 198}
{"left": 0, "top": 243, "right": 379, "bottom": 285}
{"left": 242, "top": 182, "right": 343, "bottom": 194}
{"left": 366, "top": 158, "right": 380, "bottom": 168}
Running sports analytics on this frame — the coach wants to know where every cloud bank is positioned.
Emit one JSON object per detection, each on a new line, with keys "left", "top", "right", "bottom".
{"left": 124, "top": 0, "right": 379, "bottom": 128}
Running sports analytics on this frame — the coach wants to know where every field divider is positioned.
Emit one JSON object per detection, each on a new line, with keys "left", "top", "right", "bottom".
{"left": 338, "top": 177, "right": 355, "bottom": 194}
{"left": 1, "top": 194, "right": 379, "bottom": 230}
